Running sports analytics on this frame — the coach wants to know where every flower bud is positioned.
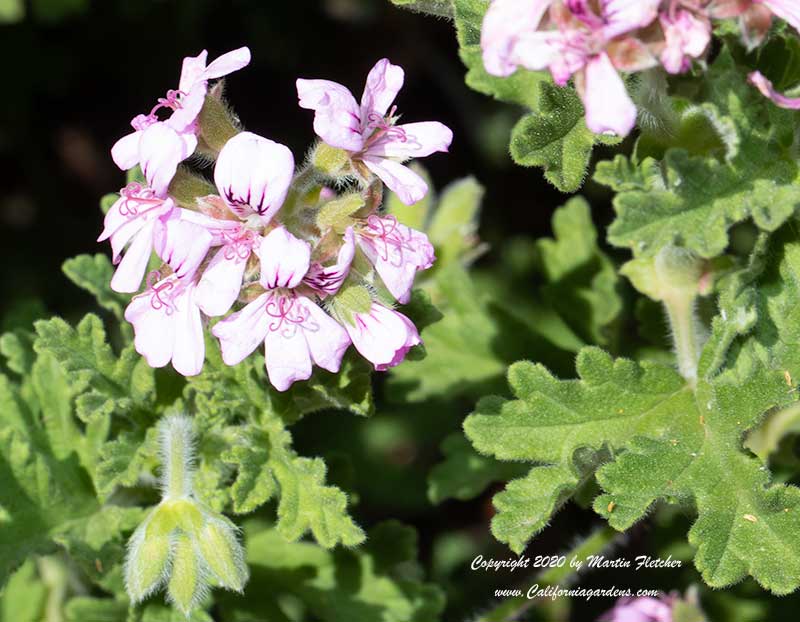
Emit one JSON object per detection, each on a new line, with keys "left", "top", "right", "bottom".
{"left": 124, "top": 416, "right": 248, "bottom": 617}
{"left": 312, "top": 142, "right": 352, "bottom": 176}
{"left": 168, "top": 534, "right": 202, "bottom": 616}
{"left": 197, "top": 519, "right": 248, "bottom": 592}
{"left": 214, "top": 131, "right": 295, "bottom": 224}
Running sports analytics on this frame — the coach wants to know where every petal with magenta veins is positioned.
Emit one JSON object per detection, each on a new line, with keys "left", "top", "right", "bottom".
{"left": 362, "top": 156, "right": 428, "bottom": 206}
{"left": 365, "top": 121, "right": 453, "bottom": 160}
{"left": 360, "top": 58, "right": 405, "bottom": 120}
{"left": 258, "top": 227, "right": 311, "bottom": 290}
{"left": 296, "top": 78, "right": 364, "bottom": 152}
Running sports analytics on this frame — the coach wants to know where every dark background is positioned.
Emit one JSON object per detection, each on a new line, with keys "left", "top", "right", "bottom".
{"left": 1, "top": 1, "right": 791, "bottom": 621}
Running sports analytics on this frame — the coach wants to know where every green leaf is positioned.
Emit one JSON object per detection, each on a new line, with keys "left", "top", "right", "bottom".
{"left": 221, "top": 428, "right": 276, "bottom": 515}
{"left": 465, "top": 288, "right": 800, "bottom": 595}
{"left": 0, "top": 561, "right": 46, "bottom": 622}
{"left": 598, "top": 50, "right": 800, "bottom": 259}
{"left": 427, "top": 433, "right": 527, "bottom": 504}
{"left": 223, "top": 521, "right": 445, "bottom": 622}
{"left": 389, "top": 0, "right": 453, "bottom": 18}
{"left": 62, "top": 254, "right": 131, "bottom": 323}
{"left": 535, "top": 197, "right": 623, "bottom": 346}
{"left": 451, "top": 0, "right": 618, "bottom": 192}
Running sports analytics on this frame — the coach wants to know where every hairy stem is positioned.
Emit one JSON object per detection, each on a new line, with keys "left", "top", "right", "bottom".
{"left": 161, "top": 416, "right": 194, "bottom": 500}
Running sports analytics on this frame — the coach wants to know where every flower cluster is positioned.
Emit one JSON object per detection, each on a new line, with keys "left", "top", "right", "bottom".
{"left": 481, "top": 0, "right": 800, "bottom": 136}
{"left": 100, "top": 49, "right": 452, "bottom": 390}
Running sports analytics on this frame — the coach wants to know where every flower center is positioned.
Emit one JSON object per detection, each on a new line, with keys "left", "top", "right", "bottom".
{"left": 364, "top": 105, "right": 408, "bottom": 148}
{"left": 265, "top": 295, "right": 318, "bottom": 338}
{"left": 146, "top": 271, "right": 177, "bottom": 315}
{"left": 361, "top": 214, "right": 415, "bottom": 266}
{"left": 131, "top": 90, "right": 187, "bottom": 131}
{"left": 119, "top": 182, "right": 164, "bottom": 217}
{"left": 220, "top": 227, "right": 258, "bottom": 261}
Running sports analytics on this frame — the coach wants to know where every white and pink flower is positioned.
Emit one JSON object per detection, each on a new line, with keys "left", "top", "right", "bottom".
{"left": 212, "top": 227, "right": 351, "bottom": 391}
{"left": 343, "top": 302, "right": 421, "bottom": 371}
{"left": 297, "top": 59, "right": 453, "bottom": 205}
{"left": 112, "top": 47, "right": 251, "bottom": 195}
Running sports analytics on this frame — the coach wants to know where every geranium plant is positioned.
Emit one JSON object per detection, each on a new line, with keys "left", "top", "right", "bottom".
{"left": 2, "top": 0, "right": 800, "bottom": 620}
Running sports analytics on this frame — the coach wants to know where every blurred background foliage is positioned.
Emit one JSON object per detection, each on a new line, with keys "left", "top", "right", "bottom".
{"left": 1, "top": 1, "right": 797, "bottom": 621}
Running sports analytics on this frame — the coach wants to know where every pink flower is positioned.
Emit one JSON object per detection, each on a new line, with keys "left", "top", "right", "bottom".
{"left": 598, "top": 596, "right": 673, "bottom": 622}
{"left": 482, "top": 0, "right": 555, "bottom": 77}
{"left": 212, "top": 226, "right": 351, "bottom": 391}
{"left": 296, "top": 59, "right": 453, "bottom": 206}
{"left": 749, "top": 71, "right": 800, "bottom": 109}
{"left": 97, "top": 183, "right": 176, "bottom": 293}
{"left": 481, "top": 0, "right": 660, "bottom": 136}
{"left": 195, "top": 225, "right": 261, "bottom": 317}
{"left": 355, "top": 215, "right": 434, "bottom": 304}
{"left": 759, "top": 0, "right": 800, "bottom": 32}
{"left": 305, "top": 227, "right": 357, "bottom": 296}
{"left": 125, "top": 274, "right": 205, "bottom": 376}
{"left": 659, "top": 9, "right": 711, "bottom": 74}
{"left": 343, "top": 302, "right": 420, "bottom": 371}
{"left": 111, "top": 47, "right": 251, "bottom": 195}
{"left": 212, "top": 291, "right": 350, "bottom": 391}
{"left": 214, "top": 132, "right": 296, "bottom": 223}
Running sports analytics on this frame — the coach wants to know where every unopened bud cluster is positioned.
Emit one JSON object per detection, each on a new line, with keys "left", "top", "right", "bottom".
{"left": 125, "top": 416, "right": 247, "bottom": 616}
{"left": 100, "top": 48, "right": 452, "bottom": 390}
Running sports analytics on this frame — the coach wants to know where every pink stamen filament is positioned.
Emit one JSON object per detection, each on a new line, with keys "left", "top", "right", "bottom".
{"left": 363, "top": 215, "right": 415, "bottom": 266}
{"left": 265, "top": 296, "right": 313, "bottom": 338}
{"left": 146, "top": 271, "right": 176, "bottom": 315}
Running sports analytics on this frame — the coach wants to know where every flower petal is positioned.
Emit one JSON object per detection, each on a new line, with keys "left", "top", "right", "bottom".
{"left": 295, "top": 296, "right": 351, "bottom": 372}
{"left": 124, "top": 287, "right": 175, "bottom": 369}
{"left": 344, "top": 303, "right": 420, "bottom": 371}
{"left": 296, "top": 78, "right": 364, "bottom": 152}
{"left": 171, "top": 284, "right": 205, "bottom": 376}
{"left": 139, "top": 123, "right": 197, "bottom": 196}
{"left": 195, "top": 245, "right": 249, "bottom": 317}
{"left": 111, "top": 130, "right": 142, "bottom": 171}
{"left": 659, "top": 10, "right": 711, "bottom": 74}
{"left": 258, "top": 226, "right": 311, "bottom": 289}
{"left": 600, "top": 0, "right": 660, "bottom": 39}
{"left": 110, "top": 220, "right": 156, "bottom": 293}
{"left": 481, "top": 0, "right": 553, "bottom": 76}
{"left": 264, "top": 314, "right": 313, "bottom": 391}
{"left": 362, "top": 156, "right": 428, "bottom": 206}
{"left": 212, "top": 293, "right": 272, "bottom": 366}
{"left": 201, "top": 47, "right": 251, "bottom": 82}
{"left": 366, "top": 121, "right": 453, "bottom": 159}
{"left": 304, "top": 227, "right": 356, "bottom": 296}
{"left": 749, "top": 71, "right": 800, "bottom": 110}
{"left": 179, "top": 50, "right": 209, "bottom": 94}
{"left": 214, "top": 131, "right": 295, "bottom": 223}
{"left": 762, "top": 0, "right": 800, "bottom": 33}
{"left": 357, "top": 219, "right": 434, "bottom": 304}
{"left": 360, "top": 58, "right": 405, "bottom": 119}
{"left": 579, "top": 53, "right": 637, "bottom": 137}
{"left": 154, "top": 209, "right": 214, "bottom": 280}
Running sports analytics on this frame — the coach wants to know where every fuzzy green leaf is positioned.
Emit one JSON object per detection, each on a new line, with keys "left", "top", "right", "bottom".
{"left": 389, "top": 0, "right": 452, "bottom": 18}
{"left": 62, "top": 254, "right": 130, "bottom": 323}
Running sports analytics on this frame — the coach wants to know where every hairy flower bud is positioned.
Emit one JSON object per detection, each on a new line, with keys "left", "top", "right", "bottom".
{"left": 124, "top": 416, "right": 248, "bottom": 617}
